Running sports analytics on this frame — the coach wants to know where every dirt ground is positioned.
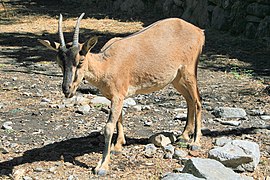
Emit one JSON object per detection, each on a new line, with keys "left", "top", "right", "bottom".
{"left": 0, "top": 1, "right": 270, "bottom": 180}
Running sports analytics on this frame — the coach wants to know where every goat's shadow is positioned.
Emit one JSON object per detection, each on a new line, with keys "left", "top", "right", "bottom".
{"left": 1, "top": 125, "right": 270, "bottom": 176}
{"left": 0, "top": 131, "right": 148, "bottom": 176}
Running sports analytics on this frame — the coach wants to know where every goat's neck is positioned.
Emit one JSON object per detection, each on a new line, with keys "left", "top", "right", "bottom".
{"left": 84, "top": 52, "right": 108, "bottom": 87}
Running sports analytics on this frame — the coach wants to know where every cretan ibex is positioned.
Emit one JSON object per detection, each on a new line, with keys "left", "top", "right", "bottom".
{"left": 39, "top": 13, "right": 205, "bottom": 176}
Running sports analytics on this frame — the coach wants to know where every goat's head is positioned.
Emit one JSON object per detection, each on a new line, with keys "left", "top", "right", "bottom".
{"left": 39, "top": 13, "right": 98, "bottom": 98}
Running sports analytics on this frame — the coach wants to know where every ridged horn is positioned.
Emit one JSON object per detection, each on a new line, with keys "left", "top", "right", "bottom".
{"left": 58, "top": 14, "right": 66, "bottom": 48}
{"left": 72, "top": 13, "right": 85, "bottom": 47}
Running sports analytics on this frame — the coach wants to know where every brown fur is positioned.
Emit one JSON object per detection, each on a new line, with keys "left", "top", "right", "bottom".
{"left": 40, "top": 17, "right": 205, "bottom": 176}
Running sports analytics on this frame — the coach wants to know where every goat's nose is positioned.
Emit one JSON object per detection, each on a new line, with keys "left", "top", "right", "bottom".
{"left": 62, "top": 84, "right": 71, "bottom": 94}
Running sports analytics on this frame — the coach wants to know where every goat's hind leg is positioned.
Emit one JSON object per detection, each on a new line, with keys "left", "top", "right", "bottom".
{"left": 112, "top": 112, "right": 126, "bottom": 153}
{"left": 172, "top": 69, "right": 202, "bottom": 149}
{"left": 172, "top": 80, "right": 195, "bottom": 142}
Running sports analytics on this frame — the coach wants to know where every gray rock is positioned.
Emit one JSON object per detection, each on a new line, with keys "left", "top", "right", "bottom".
{"left": 64, "top": 95, "right": 90, "bottom": 106}
{"left": 174, "top": 113, "right": 187, "bottom": 121}
{"left": 173, "top": 149, "right": 188, "bottom": 159}
{"left": 220, "top": 120, "right": 241, "bottom": 126}
{"left": 2, "top": 121, "right": 13, "bottom": 130}
{"left": 144, "top": 120, "right": 153, "bottom": 127}
{"left": 41, "top": 98, "right": 51, "bottom": 103}
{"left": 34, "top": 167, "right": 44, "bottom": 172}
{"left": 164, "top": 144, "right": 175, "bottom": 159}
{"left": 249, "top": 109, "right": 264, "bottom": 116}
{"left": 0, "top": 103, "right": 4, "bottom": 109}
{"left": 164, "top": 144, "right": 175, "bottom": 154}
{"left": 123, "top": 98, "right": 136, "bottom": 108}
{"left": 149, "top": 132, "right": 176, "bottom": 147}
{"left": 149, "top": 134, "right": 171, "bottom": 147}
{"left": 260, "top": 115, "right": 270, "bottom": 120}
{"left": 23, "top": 176, "right": 33, "bottom": 180}
{"left": 67, "top": 175, "right": 76, "bottom": 180}
{"left": 213, "top": 107, "right": 246, "bottom": 118}
{"left": 76, "top": 104, "right": 91, "bottom": 115}
{"left": 162, "top": 173, "right": 204, "bottom": 180}
{"left": 144, "top": 144, "right": 157, "bottom": 158}
{"left": 90, "top": 96, "right": 111, "bottom": 106}
{"left": 215, "top": 137, "right": 232, "bottom": 147}
{"left": 142, "top": 105, "right": 152, "bottom": 110}
{"left": 182, "top": 158, "right": 244, "bottom": 180}
{"left": 132, "top": 105, "right": 142, "bottom": 111}
{"left": 209, "top": 140, "right": 260, "bottom": 172}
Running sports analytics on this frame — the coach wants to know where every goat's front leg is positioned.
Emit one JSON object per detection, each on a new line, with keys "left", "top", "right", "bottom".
{"left": 94, "top": 96, "right": 124, "bottom": 176}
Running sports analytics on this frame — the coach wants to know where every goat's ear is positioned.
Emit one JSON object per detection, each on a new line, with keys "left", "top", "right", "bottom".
{"left": 81, "top": 36, "right": 98, "bottom": 55}
{"left": 38, "top": 39, "right": 60, "bottom": 52}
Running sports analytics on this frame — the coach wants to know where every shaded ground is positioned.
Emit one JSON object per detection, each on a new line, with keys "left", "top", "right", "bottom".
{"left": 0, "top": 1, "right": 270, "bottom": 179}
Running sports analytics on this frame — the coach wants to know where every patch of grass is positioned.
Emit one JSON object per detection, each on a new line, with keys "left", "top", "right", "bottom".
{"left": 176, "top": 141, "right": 188, "bottom": 148}
{"left": 0, "top": 63, "right": 6, "bottom": 68}
{"left": 229, "top": 66, "right": 254, "bottom": 79}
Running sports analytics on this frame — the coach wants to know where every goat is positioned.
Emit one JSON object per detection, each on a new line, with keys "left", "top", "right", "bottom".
{"left": 39, "top": 13, "right": 205, "bottom": 176}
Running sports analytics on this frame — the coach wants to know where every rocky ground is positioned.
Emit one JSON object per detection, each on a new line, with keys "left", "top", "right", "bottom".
{"left": 0, "top": 1, "right": 270, "bottom": 180}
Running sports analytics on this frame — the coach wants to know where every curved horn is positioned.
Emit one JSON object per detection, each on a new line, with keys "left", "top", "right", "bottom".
{"left": 58, "top": 14, "right": 66, "bottom": 48}
{"left": 73, "top": 13, "right": 85, "bottom": 47}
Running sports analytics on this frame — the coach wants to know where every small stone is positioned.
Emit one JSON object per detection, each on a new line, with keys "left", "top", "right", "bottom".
{"left": 174, "top": 113, "right": 187, "bottom": 121}
{"left": 34, "top": 167, "right": 44, "bottom": 172}
{"left": 49, "top": 167, "right": 56, "bottom": 173}
{"left": 173, "top": 149, "right": 188, "bottom": 159}
{"left": 0, "top": 103, "right": 4, "bottom": 109}
{"left": 213, "top": 107, "right": 246, "bottom": 118}
{"left": 23, "top": 176, "right": 33, "bottom": 180}
{"left": 57, "top": 104, "right": 66, "bottom": 109}
{"left": 90, "top": 96, "right": 111, "bottom": 106}
{"left": 67, "top": 175, "right": 75, "bottom": 180}
{"left": 149, "top": 133, "right": 172, "bottom": 147}
{"left": 12, "top": 77, "right": 17, "bottom": 81}
{"left": 164, "top": 153, "right": 173, "bottom": 159}
{"left": 123, "top": 98, "right": 136, "bottom": 108}
{"left": 220, "top": 120, "right": 241, "bottom": 126}
{"left": 144, "top": 120, "right": 153, "bottom": 126}
{"left": 2, "top": 121, "right": 13, "bottom": 130}
{"left": 76, "top": 104, "right": 91, "bottom": 115}
{"left": 41, "top": 98, "right": 51, "bottom": 103}
{"left": 132, "top": 105, "right": 142, "bottom": 111}
{"left": 172, "top": 167, "right": 183, "bottom": 173}
{"left": 142, "top": 105, "right": 151, "bottom": 110}
{"left": 164, "top": 144, "right": 175, "bottom": 154}
{"left": 143, "top": 144, "right": 157, "bottom": 158}
{"left": 22, "top": 92, "right": 32, "bottom": 96}
{"left": 260, "top": 115, "right": 270, "bottom": 120}
{"left": 249, "top": 109, "right": 264, "bottom": 116}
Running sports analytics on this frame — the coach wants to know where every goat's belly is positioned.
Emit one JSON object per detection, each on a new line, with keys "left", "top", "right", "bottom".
{"left": 127, "top": 71, "right": 177, "bottom": 96}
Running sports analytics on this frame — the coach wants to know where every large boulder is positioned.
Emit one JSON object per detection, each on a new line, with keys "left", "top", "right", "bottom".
{"left": 182, "top": 158, "right": 248, "bottom": 180}
{"left": 208, "top": 140, "right": 260, "bottom": 172}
